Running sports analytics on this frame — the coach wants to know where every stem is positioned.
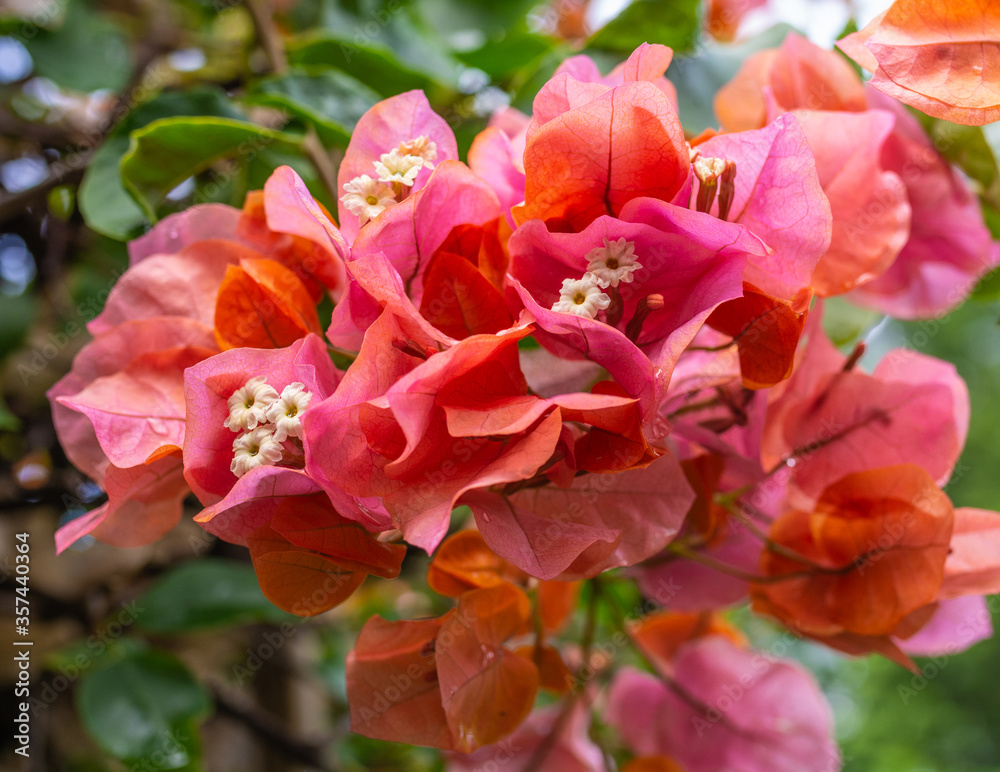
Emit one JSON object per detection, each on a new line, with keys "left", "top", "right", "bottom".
{"left": 244, "top": 0, "right": 339, "bottom": 204}
{"left": 245, "top": 0, "right": 288, "bottom": 74}
{"left": 658, "top": 543, "right": 815, "bottom": 584}
{"left": 599, "top": 585, "right": 748, "bottom": 736}
{"left": 303, "top": 125, "right": 341, "bottom": 204}
{"left": 719, "top": 498, "right": 826, "bottom": 570}
{"left": 522, "top": 578, "right": 601, "bottom": 772}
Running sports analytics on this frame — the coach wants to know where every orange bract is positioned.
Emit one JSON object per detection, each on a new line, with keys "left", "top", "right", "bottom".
{"left": 514, "top": 642, "right": 573, "bottom": 693}
{"left": 214, "top": 258, "right": 321, "bottom": 350}
{"left": 621, "top": 757, "right": 687, "bottom": 772}
{"left": 537, "top": 579, "right": 581, "bottom": 633}
{"left": 751, "top": 465, "right": 954, "bottom": 637}
{"left": 427, "top": 530, "right": 528, "bottom": 597}
{"left": 632, "top": 611, "right": 746, "bottom": 668}
{"left": 247, "top": 495, "right": 406, "bottom": 616}
{"left": 707, "top": 283, "right": 810, "bottom": 390}
{"left": 436, "top": 584, "right": 539, "bottom": 752}
{"left": 346, "top": 614, "right": 455, "bottom": 748}
{"left": 247, "top": 527, "right": 367, "bottom": 616}
{"left": 418, "top": 251, "right": 513, "bottom": 339}
{"left": 839, "top": 0, "right": 1000, "bottom": 125}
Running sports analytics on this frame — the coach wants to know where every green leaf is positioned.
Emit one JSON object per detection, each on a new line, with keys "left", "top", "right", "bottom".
{"left": 588, "top": 0, "right": 701, "bottom": 55}
{"left": 973, "top": 205, "right": 1000, "bottom": 301}
{"left": 667, "top": 24, "right": 795, "bottom": 135}
{"left": 76, "top": 648, "right": 210, "bottom": 764}
{"left": 246, "top": 69, "right": 379, "bottom": 148}
{"left": 119, "top": 117, "right": 302, "bottom": 221}
{"left": 136, "top": 559, "right": 294, "bottom": 633}
{"left": 455, "top": 27, "right": 556, "bottom": 81}
{"left": 821, "top": 296, "right": 882, "bottom": 348}
{"left": 920, "top": 117, "right": 998, "bottom": 190}
{"left": 79, "top": 88, "right": 242, "bottom": 240}
{"left": 287, "top": 7, "right": 460, "bottom": 100}
{"left": 23, "top": 2, "right": 131, "bottom": 92}
{"left": 0, "top": 392, "right": 21, "bottom": 432}
{"left": 137, "top": 558, "right": 294, "bottom": 631}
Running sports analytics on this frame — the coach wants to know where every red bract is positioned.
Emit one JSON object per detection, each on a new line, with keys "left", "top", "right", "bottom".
{"left": 517, "top": 73, "right": 689, "bottom": 230}
{"left": 306, "top": 325, "right": 563, "bottom": 551}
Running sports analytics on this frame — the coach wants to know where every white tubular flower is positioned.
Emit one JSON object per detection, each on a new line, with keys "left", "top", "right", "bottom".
{"left": 585, "top": 237, "right": 642, "bottom": 288}
{"left": 231, "top": 426, "right": 283, "bottom": 478}
{"left": 341, "top": 174, "right": 397, "bottom": 226}
{"left": 551, "top": 273, "right": 612, "bottom": 318}
{"left": 374, "top": 148, "right": 424, "bottom": 186}
{"left": 224, "top": 377, "right": 279, "bottom": 432}
{"left": 397, "top": 135, "right": 437, "bottom": 169}
{"left": 265, "top": 382, "right": 313, "bottom": 442}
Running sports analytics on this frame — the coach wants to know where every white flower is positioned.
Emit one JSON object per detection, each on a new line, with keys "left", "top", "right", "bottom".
{"left": 397, "top": 135, "right": 437, "bottom": 169}
{"left": 551, "top": 273, "right": 611, "bottom": 318}
{"left": 585, "top": 237, "right": 642, "bottom": 288}
{"left": 230, "top": 426, "right": 284, "bottom": 478}
{"left": 223, "top": 377, "right": 279, "bottom": 432}
{"left": 265, "top": 382, "right": 313, "bottom": 442}
{"left": 374, "top": 148, "right": 424, "bottom": 187}
{"left": 341, "top": 174, "right": 397, "bottom": 226}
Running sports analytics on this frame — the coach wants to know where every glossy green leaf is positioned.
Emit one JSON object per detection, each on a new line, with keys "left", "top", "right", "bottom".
{"left": 119, "top": 116, "right": 302, "bottom": 221}
{"left": 79, "top": 88, "right": 241, "bottom": 240}
{"left": 455, "top": 27, "right": 556, "bottom": 81}
{"left": 76, "top": 648, "right": 210, "bottom": 764}
{"left": 246, "top": 69, "right": 379, "bottom": 147}
{"left": 23, "top": 2, "right": 131, "bottom": 92}
{"left": 287, "top": 10, "right": 459, "bottom": 100}
{"left": 136, "top": 559, "right": 294, "bottom": 633}
{"left": 588, "top": 0, "right": 701, "bottom": 55}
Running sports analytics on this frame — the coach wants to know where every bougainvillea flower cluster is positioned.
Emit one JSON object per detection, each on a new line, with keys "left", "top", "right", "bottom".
{"left": 50, "top": 22, "right": 1000, "bottom": 772}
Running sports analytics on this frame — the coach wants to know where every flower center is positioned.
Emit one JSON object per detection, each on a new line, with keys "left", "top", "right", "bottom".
{"left": 573, "top": 292, "right": 587, "bottom": 305}
{"left": 366, "top": 194, "right": 379, "bottom": 205}
{"left": 286, "top": 407, "right": 298, "bottom": 418}
{"left": 606, "top": 257, "right": 619, "bottom": 270}
{"left": 248, "top": 444, "right": 259, "bottom": 457}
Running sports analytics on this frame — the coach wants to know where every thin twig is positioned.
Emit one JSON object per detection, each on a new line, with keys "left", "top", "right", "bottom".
{"left": 245, "top": 0, "right": 289, "bottom": 74}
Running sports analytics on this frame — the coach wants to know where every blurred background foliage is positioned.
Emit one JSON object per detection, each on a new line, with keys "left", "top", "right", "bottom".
{"left": 0, "top": 0, "right": 998, "bottom": 769}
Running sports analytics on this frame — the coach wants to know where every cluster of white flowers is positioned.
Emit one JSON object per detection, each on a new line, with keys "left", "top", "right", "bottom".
{"left": 340, "top": 135, "right": 438, "bottom": 226}
{"left": 224, "top": 377, "right": 313, "bottom": 478}
{"left": 551, "top": 238, "right": 642, "bottom": 319}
